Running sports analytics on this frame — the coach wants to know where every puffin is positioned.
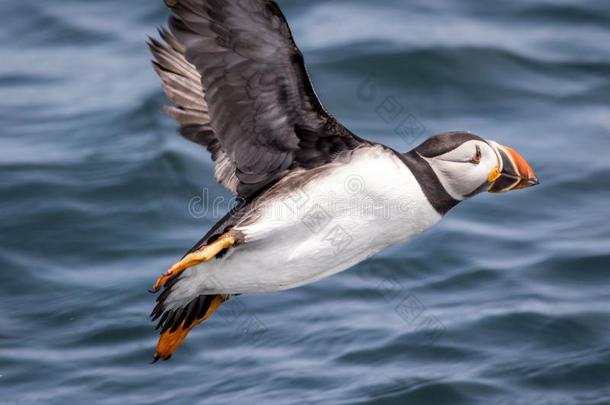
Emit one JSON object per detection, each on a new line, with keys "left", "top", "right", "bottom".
{"left": 147, "top": 0, "right": 539, "bottom": 362}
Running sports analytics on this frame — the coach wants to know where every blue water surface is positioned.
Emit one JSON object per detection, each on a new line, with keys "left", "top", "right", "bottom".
{"left": 1, "top": 1, "right": 609, "bottom": 404}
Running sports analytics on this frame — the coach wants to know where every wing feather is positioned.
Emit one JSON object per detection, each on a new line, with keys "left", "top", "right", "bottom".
{"left": 161, "top": 0, "right": 364, "bottom": 197}
{"left": 149, "top": 29, "right": 240, "bottom": 193}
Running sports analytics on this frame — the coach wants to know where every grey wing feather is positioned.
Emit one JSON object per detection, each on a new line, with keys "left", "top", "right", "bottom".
{"left": 151, "top": 0, "right": 365, "bottom": 197}
{"left": 149, "top": 29, "right": 239, "bottom": 193}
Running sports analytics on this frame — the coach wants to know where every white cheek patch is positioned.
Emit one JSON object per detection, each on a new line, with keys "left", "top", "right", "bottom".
{"left": 422, "top": 141, "right": 497, "bottom": 199}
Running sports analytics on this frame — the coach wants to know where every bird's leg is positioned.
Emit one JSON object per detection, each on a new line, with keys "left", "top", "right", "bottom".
{"left": 151, "top": 232, "right": 236, "bottom": 291}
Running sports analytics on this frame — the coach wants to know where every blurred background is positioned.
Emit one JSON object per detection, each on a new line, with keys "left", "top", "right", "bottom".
{"left": 1, "top": 0, "right": 609, "bottom": 404}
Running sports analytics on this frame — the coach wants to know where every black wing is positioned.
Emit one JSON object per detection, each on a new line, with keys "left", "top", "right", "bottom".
{"left": 154, "top": 0, "right": 363, "bottom": 197}
{"left": 149, "top": 29, "right": 241, "bottom": 193}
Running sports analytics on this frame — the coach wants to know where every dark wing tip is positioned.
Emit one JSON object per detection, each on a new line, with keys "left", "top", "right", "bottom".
{"left": 146, "top": 37, "right": 164, "bottom": 57}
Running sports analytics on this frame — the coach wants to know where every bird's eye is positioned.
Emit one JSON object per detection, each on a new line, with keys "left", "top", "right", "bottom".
{"left": 470, "top": 145, "right": 482, "bottom": 164}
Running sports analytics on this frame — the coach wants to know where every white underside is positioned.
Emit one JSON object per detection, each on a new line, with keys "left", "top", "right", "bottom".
{"left": 165, "top": 146, "right": 441, "bottom": 310}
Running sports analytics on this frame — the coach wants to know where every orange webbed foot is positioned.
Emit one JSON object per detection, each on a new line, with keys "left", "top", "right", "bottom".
{"left": 151, "top": 233, "right": 236, "bottom": 291}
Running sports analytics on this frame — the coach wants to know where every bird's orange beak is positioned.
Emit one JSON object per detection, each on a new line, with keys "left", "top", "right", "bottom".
{"left": 487, "top": 142, "right": 539, "bottom": 193}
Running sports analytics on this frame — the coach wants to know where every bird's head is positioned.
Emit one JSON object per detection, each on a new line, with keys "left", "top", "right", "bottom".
{"left": 414, "top": 131, "right": 539, "bottom": 200}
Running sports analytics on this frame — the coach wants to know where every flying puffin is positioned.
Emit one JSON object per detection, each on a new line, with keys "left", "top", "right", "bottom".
{"left": 147, "top": 0, "right": 539, "bottom": 362}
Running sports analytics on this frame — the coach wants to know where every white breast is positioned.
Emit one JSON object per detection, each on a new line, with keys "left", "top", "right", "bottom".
{"left": 164, "top": 146, "right": 441, "bottom": 310}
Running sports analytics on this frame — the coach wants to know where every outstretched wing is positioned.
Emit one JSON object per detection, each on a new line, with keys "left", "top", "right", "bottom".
{"left": 153, "top": 0, "right": 364, "bottom": 197}
{"left": 149, "top": 29, "right": 240, "bottom": 193}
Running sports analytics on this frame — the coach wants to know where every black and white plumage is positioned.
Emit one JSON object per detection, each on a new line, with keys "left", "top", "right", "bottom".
{"left": 147, "top": 0, "right": 539, "bottom": 362}
{"left": 151, "top": 0, "right": 364, "bottom": 198}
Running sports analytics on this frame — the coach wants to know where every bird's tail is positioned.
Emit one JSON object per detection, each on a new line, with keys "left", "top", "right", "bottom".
{"left": 152, "top": 294, "right": 228, "bottom": 362}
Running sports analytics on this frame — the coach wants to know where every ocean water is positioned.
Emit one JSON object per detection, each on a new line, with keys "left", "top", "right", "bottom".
{"left": 1, "top": 0, "right": 610, "bottom": 404}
